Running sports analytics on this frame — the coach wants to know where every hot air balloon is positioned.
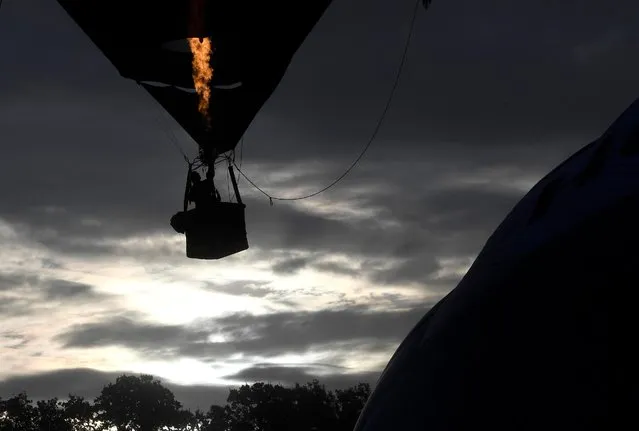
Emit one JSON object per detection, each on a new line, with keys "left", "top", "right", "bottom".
{"left": 354, "top": 97, "right": 639, "bottom": 429}
{"left": 55, "top": 0, "right": 334, "bottom": 259}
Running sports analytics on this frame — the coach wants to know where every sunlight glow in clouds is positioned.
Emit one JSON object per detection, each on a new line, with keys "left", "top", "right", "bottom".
{"left": 129, "top": 358, "right": 246, "bottom": 386}
{"left": 0, "top": 216, "right": 424, "bottom": 387}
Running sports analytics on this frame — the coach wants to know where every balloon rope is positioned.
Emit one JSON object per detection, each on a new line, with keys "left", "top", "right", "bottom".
{"left": 233, "top": 0, "right": 424, "bottom": 203}
{"left": 144, "top": 85, "right": 193, "bottom": 164}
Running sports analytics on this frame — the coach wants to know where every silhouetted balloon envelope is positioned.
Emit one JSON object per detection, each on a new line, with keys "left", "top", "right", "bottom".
{"left": 354, "top": 98, "right": 639, "bottom": 430}
{"left": 56, "top": 0, "right": 333, "bottom": 161}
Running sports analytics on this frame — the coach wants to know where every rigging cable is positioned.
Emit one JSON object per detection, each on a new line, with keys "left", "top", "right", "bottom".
{"left": 226, "top": 165, "right": 232, "bottom": 202}
{"left": 232, "top": 0, "right": 423, "bottom": 203}
{"left": 145, "top": 85, "right": 193, "bottom": 164}
{"left": 236, "top": 136, "right": 245, "bottom": 188}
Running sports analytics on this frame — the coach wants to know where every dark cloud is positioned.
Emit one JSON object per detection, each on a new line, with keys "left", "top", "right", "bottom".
{"left": 237, "top": 0, "right": 639, "bottom": 163}
{"left": 203, "top": 308, "right": 428, "bottom": 356}
{"left": 39, "top": 258, "right": 65, "bottom": 270}
{"left": 246, "top": 200, "right": 360, "bottom": 254}
{"left": 0, "top": 331, "right": 30, "bottom": 350}
{"left": 312, "top": 261, "right": 359, "bottom": 277}
{"left": 0, "top": 274, "right": 112, "bottom": 318}
{"left": 369, "top": 257, "right": 440, "bottom": 286}
{"left": 268, "top": 254, "right": 362, "bottom": 278}
{"left": 271, "top": 257, "right": 311, "bottom": 275}
{"left": 0, "top": 273, "right": 37, "bottom": 292}
{"left": 225, "top": 363, "right": 380, "bottom": 389}
{"left": 45, "top": 280, "right": 101, "bottom": 300}
{"left": 241, "top": 177, "right": 523, "bottom": 287}
{"left": 362, "top": 183, "right": 523, "bottom": 285}
{"left": 57, "top": 305, "right": 433, "bottom": 361}
{"left": 410, "top": 186, "right": 521, "bottom": 234}
{"left": 0, "top": 368, "right": 118, "bottom": 401}
{"left": 56, "top": 316, "right": 207, "bottom": 358}
{"left": 0, "top": 368, "right": 228, "bottom": 411}
{"left": 203, "top": 280, "right": 276, "bottom": 298}
{"left": 227, "top": 364, "right": 343, "bottom": 384}
{"left": 0, "top": 274, "right": 41, "bottom": 317}
{"left": 246, "top": 196, "right": 421, "bottom": 266}
{"left": 0, "top": 297, "right": 31, "bottom": 318}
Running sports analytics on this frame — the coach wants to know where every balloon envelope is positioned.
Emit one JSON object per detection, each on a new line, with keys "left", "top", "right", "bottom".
{"left": 56, "top": 0, "right": 333, "bottom": 160}
{"left": 354, "top": 98, "right": 639, "bottom": 429}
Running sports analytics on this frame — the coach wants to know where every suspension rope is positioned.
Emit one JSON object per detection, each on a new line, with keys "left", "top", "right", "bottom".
{"left": 226, "top": 164, "right": 232, "bottom": 202}
{"left": 145, "top": 85, "right": 193, "bottom": 164}
{"left": 236, "top": 137, "right": 245, "bottom": 188}
{"left": 232, "top": 0, "right": 423, "bottom": 203}
{"left": 154, "top": 113, "right": 191, "bottom": 164}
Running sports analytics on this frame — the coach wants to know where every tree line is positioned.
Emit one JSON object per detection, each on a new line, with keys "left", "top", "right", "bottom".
{"left": 0, "top": 374, "right": 371, "bottom": 431}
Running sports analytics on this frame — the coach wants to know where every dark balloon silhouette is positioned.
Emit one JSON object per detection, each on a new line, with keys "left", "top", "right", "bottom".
{"left": 55, "top": 0, "right": 335, "bottom": 259}
{"left": 0, "top": 374, "right": 371, "bottom": 431}
{"left": 53, "top": 0, "right": 435, "bottom": 259}
{"left": 354, "top": 98, "right": 639, "bottom": 430}
{"left": 55, "top": 0, "right": 334, "bottom": 164}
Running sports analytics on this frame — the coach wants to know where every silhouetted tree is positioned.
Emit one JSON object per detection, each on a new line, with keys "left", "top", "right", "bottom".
{"left": 226, "top": 382, "right": 299, "bottom": 431}
{"left": 94, "top": 374, "right": 186, "bottom": 431}
{"left": 0, "top": 392, "right": 37, "bottom": 431}
{"left": 61, "top": 395, "right": 97, "bottom": 431}
{"left": 174, "top": 409, "right": 198, "bottom": 431}
{"left": 292, "top": 380, "right": 338, "bottom": 431}
{"left": 202, "top": 405, "right": 228, "bottom": 431}
{"left": 0, "top": 375, "right": 371, "bottom": 431}
{"left": 181, "top": 409, "right": 205, "bottom": 431}
{"left": 335, "top": 383, "right": 371, "bottom": 431}
{"left": 36, "top": 398, "right": 70, "bottom": 431}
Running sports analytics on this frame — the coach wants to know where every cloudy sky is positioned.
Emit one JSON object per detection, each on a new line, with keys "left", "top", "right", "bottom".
{"left": 1, "top": 0, "right": 638, "bottom": 410}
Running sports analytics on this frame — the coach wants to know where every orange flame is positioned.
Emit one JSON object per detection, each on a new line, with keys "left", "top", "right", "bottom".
{"left": 188, "top": 37, "right": 214, "bottom": 128}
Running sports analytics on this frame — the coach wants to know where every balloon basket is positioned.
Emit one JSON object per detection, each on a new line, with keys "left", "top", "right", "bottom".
{"left": 172, "top": 204, "right": 249, "bottom": 259}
